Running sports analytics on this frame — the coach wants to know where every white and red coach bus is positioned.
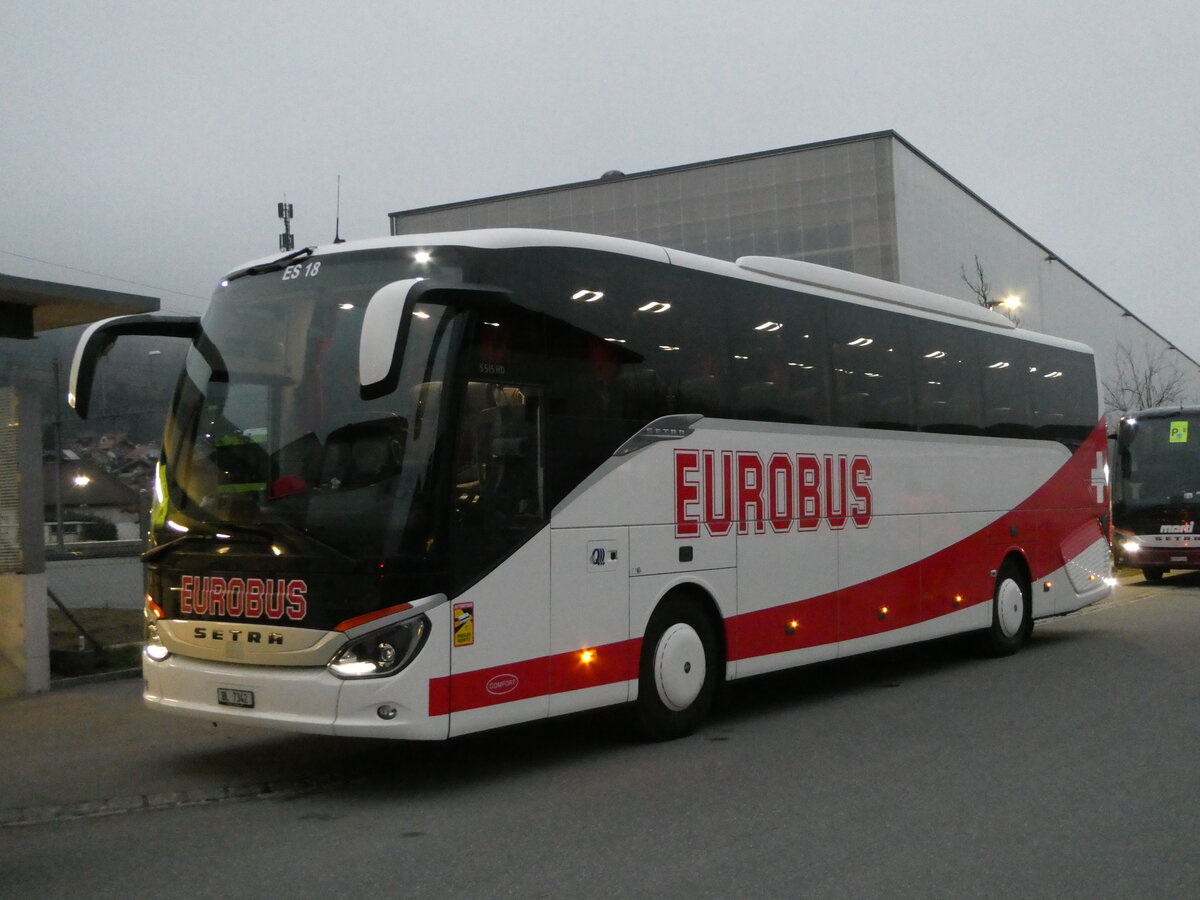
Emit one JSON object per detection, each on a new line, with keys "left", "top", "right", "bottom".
{"left": 70, "top": 229, "right": 1112, "bottom": 740}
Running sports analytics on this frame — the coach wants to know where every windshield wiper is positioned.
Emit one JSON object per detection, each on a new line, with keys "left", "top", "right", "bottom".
{"left": 222, "top": 246, "right": 315, "bottom": 284}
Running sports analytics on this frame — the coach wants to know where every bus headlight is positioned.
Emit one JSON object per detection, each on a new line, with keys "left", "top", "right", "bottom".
{"left": 328, "top": 614, "right": 430, "bottom": 679}
{"left": 1121, "top": 539, "right": 1141, "bottom": 554}
{"left": 144, "top": 602, "right": 170, "bottom": 662}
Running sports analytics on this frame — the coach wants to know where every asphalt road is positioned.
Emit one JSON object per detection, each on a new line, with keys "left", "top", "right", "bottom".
{"left": 3, "top": 573, "right": 1198, "bottom": 898}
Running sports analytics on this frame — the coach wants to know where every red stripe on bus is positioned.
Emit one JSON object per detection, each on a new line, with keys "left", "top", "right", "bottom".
{"left": 429, "top": 425, "right": 1108, "bottom": 717}
{"left": 429, "top": 638, "right": 638, "bottom": 717}
{"left": 335, "top": 602, "right": 413, "bottom": 633}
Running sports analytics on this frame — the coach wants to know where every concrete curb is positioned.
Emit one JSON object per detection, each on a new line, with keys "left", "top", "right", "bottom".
{"left": 50, "top": 667, "right": 141, "bottom": 690}
{"left": 0, "top": 775, "right": 349, "bottom": 828}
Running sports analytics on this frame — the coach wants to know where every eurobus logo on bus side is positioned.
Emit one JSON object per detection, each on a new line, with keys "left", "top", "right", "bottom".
{"left": 674, "top": 449, "right": 873, "bottom": 538}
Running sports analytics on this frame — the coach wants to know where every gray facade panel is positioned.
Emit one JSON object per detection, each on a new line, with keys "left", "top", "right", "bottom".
{"left": 391, "top": 134, "right": 900, "bottom": 283}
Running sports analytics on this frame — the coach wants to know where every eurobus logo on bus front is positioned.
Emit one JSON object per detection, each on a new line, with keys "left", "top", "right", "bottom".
{"left": 674, "top": 449, "right": 873, "bottom": 538}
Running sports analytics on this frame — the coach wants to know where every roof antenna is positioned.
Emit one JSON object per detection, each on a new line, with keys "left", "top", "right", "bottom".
{"left": 333, "top": 175, "right": 346, "bottom": 243}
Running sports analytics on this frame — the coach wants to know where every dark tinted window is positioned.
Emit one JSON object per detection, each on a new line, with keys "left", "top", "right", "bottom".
{"left": 727, "top": 284, "right": 831, "bottom": 424}
{"left": 828, "top": 302, "right": 914, "bottom": 430}
{"left": 1028, "top": 343, "right": 1096, "bottom": 447}
{"left": 978, "top": 333, "right": 1034, "bottom": 438}
{"left": 911, "top": 319, "right": 983, "bottom": 434}
{"left": 471, "top": 246, "right": 1096, "bottom": 463}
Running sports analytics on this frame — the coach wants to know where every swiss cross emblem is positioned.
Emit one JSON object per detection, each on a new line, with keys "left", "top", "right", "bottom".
{"left": 1089, "top": 452, "right": 1107, "bottom": 504}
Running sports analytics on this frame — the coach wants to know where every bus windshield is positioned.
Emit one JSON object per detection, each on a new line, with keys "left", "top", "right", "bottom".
{"left": 163, "top": 248, "right": 468, "bottom": 561}
{"left": 1116, "top": 414, "right": 1200, "bottom": 506}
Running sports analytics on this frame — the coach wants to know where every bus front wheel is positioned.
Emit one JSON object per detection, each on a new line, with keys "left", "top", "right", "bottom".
{"left": 979, "top": 560, "right": 1031, "bottom": 657}
{"left": 635, "top": 596, "right": 720, "bottom": 741}
{"left": 1142, "top": 567, "right": 1166, "bottom": 582}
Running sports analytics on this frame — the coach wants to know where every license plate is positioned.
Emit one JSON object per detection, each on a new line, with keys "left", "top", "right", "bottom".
{"left": 217, "top": 687, "right": 255, "bottom": 709}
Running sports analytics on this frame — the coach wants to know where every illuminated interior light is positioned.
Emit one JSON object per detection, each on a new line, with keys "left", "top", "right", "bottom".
{"left": 788, "top": 362, "right": 813, "bottom": 369}
{"left": 659, "top": 345, "right": 680, "bottom": 351}
{"left": 1043, "top": 371, "right": 1063, "bottom": 378}
{"left": 604, "top": 337, "right": 626, "bottom": 343}
{"left": 755, "top": 321, "right": 783, "bottom": 332}
{"left": 924, "top": 350, "right": 946, "bottom": 359}
{"left": 271, "top": 545, "right": 284, "bottom": 556}
{"left": 988, "top": 361, "right": 1010, "bottom": 369}
{"left": 338, "top": 303, "right": 355, "bottom": 310}
{"left": 571, "top": 289, "right": 604, "bottom": 302}
{"left": 733, "top": 354, "right": 749, "bottom": 360}
{"left": 579, "top": 649, "right": 597, "bottom": 664}
{"left": 72, "top": 474, "right": 91, "bottom": 487}
{"left": 219, "top": 279, "right": 230, "bottom": 288}
{"left": 413, "top": 250, "right": 432, "bottom": 264}
{"left": 165, "top": 519, "right": 189, "bottom": 533}
{"left": 848, "top": 337, "right": 874, "bottom": 347}
{"left": 412, "top": 310, "right": 431, "bottom": 320}
{"left": 864, "top": 372, "right": 881, "bottom": 378}
{"left": 484, "top": 321, "right": 500, "bottom": 327}
{"left": 638, "top": 301, "right": 672, "bottom": 313}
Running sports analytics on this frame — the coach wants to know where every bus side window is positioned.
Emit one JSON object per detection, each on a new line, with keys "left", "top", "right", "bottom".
{"left": 912, "top": 320, "right": 982, "bottom": 435}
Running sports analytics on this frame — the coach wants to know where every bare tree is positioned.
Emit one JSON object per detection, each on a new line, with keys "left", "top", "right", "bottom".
{"left": 1104, "top": 340, "right": 1186, "bottom": 414}
{"left": 961, "top": 255, "right": 1021, "bottom": 326}
{"left": 961, "top": 255, "right": 992, "bottom": 307}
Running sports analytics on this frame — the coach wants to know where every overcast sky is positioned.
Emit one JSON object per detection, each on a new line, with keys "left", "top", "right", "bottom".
{"left": 2, "top": 1, "right": 1197, "bottom": 357}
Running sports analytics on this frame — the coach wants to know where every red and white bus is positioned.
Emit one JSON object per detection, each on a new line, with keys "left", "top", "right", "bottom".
{"left": 71, "top": 229, "right": 1112, "bottom": 740}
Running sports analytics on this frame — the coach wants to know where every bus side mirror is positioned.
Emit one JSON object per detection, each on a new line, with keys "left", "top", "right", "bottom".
{"left": 359, "top": 280, "right": 510, "bottom": 400}
{"left": 359, "top": 279, "right": 424, "bottom": 400}
{"left": 69, "top": 314, "right": 200, "bottom": 419}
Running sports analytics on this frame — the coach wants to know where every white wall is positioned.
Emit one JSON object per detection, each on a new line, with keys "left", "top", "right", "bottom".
{"left": 891, "top": 140, "right": 1200, "bottom": 412}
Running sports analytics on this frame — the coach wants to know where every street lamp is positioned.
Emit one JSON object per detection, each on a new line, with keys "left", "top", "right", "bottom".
{"left": 986, "top": 294, "right": 1022, "bottom": 312}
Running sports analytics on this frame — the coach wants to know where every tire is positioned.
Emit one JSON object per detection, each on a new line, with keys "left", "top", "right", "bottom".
{"left": 979, "top": 560, "right": 1032, "bottom": 657}
{"left": 635, "top": 595, "right": 722, "bottom": 741}
{"left": 1142, "top": 567, "right": 1166, "bottom": 582}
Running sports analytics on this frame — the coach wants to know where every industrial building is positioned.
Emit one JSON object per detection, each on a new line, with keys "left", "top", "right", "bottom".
{"left": 389, "top": 130, "right": 1200, "bottom": 409}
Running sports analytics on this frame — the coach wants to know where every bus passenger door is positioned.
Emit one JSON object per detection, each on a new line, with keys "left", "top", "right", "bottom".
{"left": 445, "top": 381, "right": 552, "bottom": 737}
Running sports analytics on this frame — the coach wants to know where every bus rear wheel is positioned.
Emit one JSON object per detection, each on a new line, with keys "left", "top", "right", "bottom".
{"left": 635, "top": 595, "right": 720, "bottom": 741}
{"left": 1142, "top": 567, "right": 1166, "bottom": 582}
{"left": 979, "top": 560, "right": 1031, "bottom": 657}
